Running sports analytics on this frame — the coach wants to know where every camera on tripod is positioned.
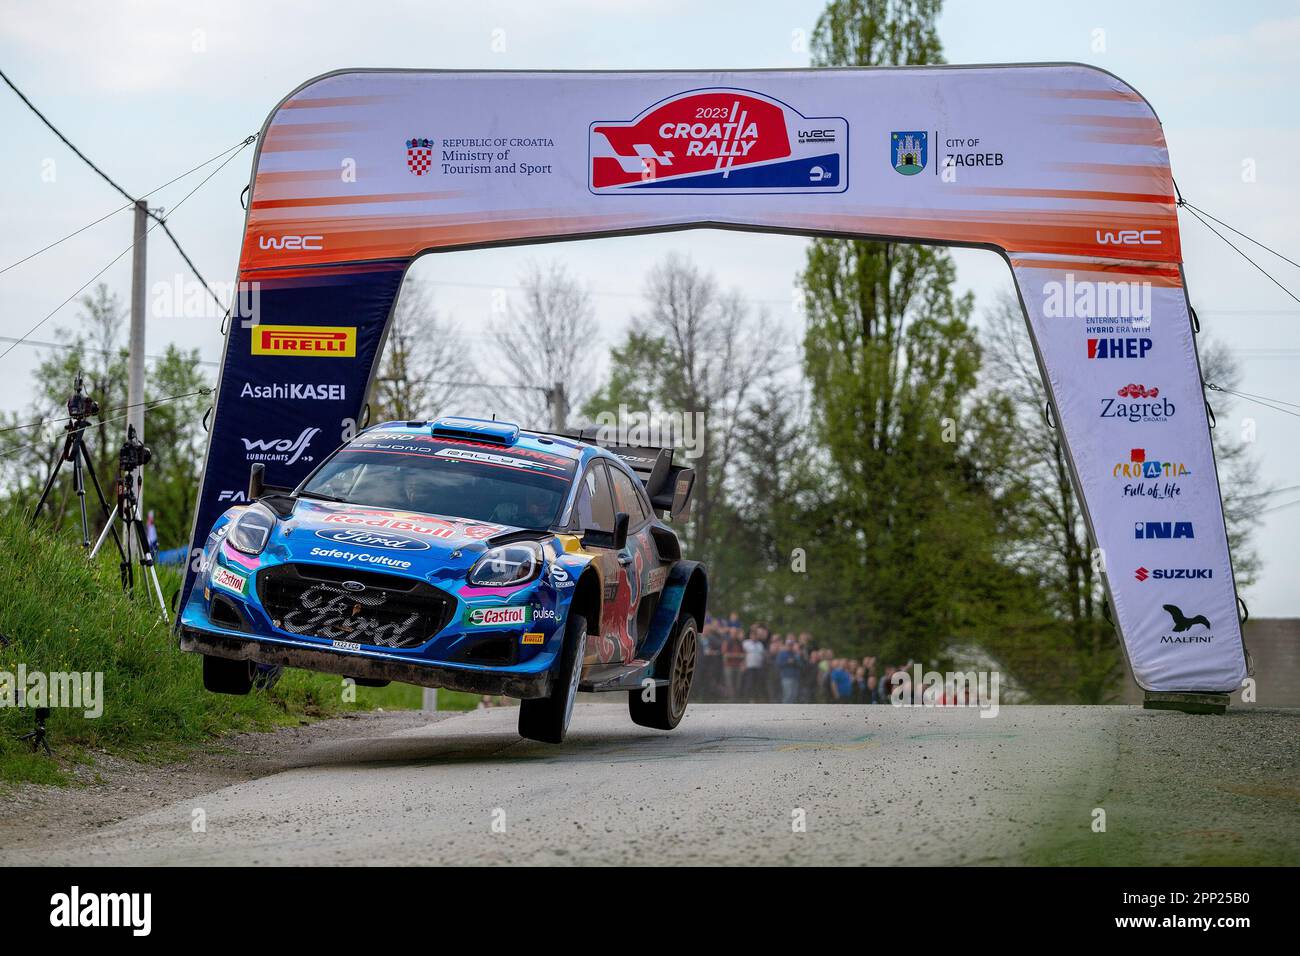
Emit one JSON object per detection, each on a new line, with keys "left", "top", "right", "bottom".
{"left": 119, "top": 425, "right": 152, "bottom": 472}
{"left": 66, "top": 373, "right": 100, "bottom": 421}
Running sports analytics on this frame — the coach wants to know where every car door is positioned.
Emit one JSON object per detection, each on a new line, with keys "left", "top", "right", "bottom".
{"left": 606, "top": 461, "right": 663, "bottom": 658}
{"left": 571, "top": 460, "right": 626, "bottom": 665}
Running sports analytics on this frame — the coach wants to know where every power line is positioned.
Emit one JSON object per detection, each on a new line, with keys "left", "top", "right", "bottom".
{"left": 1179, "top": 199, "right": 1299, "bottom": 272}
{"left": 0, "top": 387, "right": 214, "bottom": 460}
{"left": 1206, "top": 382, "right": 1300, "bottom": 418}
{"left": 0, "top": 66, "right": 254, "bottom": 313}
{"left": 0, "top": 143, "right": 252, "bottom": 363}
{"left": 0, "top": 137, "right": 254, "bottom": 279}
{"left": 1179, "top": 201, "right": 1299, "bottom": 305}
{"left": 0, "top": 334, "right": 220, "bottom": 368}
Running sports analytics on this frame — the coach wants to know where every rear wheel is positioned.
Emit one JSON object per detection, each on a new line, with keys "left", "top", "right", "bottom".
{"left": 628, "top": 614, "right": 697, "bottom": 730}
{"left": 518, "top": 612, "right": 587, "bottom": 744}
{"left": 203, "top": 654, "right": 256, "bottom": 695}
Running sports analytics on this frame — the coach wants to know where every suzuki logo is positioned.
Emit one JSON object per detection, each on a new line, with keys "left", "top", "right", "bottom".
{"left": 1096, "top": 229, "right": 1161, "bottom": 246}
{"left": 259, "top": 235, "right": 324, "bottom": 251}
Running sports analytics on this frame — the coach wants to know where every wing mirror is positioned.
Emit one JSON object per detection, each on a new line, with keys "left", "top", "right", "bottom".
{"left": 583, "top": 511, "right": 630, "bottom": 551}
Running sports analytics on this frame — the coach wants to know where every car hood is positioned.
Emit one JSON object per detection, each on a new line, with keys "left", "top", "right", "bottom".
{"left": 272, "top": 499, "right": 528, "bottom": 569}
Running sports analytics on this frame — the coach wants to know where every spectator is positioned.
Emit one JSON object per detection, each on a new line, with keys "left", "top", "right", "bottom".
{"left": 740, "top": 624, "right": 767, "bottom": 702}
{"left": 829, "top": 658, "right": 854, "bottom": 703}
{"left": 721, "top": 625, "right": 745, "bottom": 700}
{"left": 775, "top": 641, "right": 803, "bottom": 703}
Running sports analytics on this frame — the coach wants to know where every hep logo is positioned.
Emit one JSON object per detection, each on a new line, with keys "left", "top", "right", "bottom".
{"left": 590, "top": 89, "right": 847, "bottom": 193}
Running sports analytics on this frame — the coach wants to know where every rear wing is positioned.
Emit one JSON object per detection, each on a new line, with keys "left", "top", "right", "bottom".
{"left": 572, "top": 428, "right": 695, "bottom": 523}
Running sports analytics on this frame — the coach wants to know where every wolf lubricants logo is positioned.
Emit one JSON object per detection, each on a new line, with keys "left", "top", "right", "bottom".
{"left": 590, "top": 89, "right": 848, "bottom": 193}
{"left": 250, "top": 325, "right": 357, "bottom": 357}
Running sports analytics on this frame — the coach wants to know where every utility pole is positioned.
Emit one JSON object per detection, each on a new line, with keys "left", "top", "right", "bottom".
{"left": 548, "top": 381, "right": 567, "bottom": 432}
{"left": 127, "top": 199, "right": 148, "bottom": 510}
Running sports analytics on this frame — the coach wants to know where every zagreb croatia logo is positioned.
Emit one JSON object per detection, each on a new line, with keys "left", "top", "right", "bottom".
{"left": 891, "top": 131, "right": 927, "bottom": 175}
{"left": 406, "top": 137, "right": 434, "bottom": 176}
{"left": 590, "top": 89, "right": 848, "bottom": 194}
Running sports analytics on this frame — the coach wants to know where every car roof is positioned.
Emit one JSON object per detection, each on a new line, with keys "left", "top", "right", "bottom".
{"left": 361, "top": 416, "right": 599, "bottom": 464}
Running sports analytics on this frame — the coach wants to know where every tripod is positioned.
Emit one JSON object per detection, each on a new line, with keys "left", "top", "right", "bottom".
{"left": 90, "top": 426, "right": 169, "bottom": 622}
{"left": 17, "top": 707, "right": 53, "bottom": 756}
{"left": 31, "top": 377, "right": 126, "bottom": 561}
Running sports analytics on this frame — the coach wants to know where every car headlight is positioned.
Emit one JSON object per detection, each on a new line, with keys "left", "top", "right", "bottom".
{"left": 467, "top": 541, "right": 543, "bottom": 587}
{"left": 227, "top": 506, "right": 275, "bottom": 556}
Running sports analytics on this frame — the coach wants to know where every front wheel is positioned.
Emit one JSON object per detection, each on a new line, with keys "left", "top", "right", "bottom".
{"left": 628, "top": 614, "right": 697, "bottom": 730}
{"left": 518, "top": 612, "right": 587, "bottom": 744}
{"left": 203, "top": 654, "right": 256, "bottom": 695}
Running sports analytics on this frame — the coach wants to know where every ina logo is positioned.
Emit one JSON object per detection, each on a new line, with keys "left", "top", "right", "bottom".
{"left": 406, "top": 137, "right": 434, "bottom": 176}
{"left": 891, "top": 131, "right": 927, "bottom": 175}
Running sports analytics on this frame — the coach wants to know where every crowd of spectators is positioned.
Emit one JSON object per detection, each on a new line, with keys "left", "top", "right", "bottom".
{"left": 696, "top": 612, "right": 914, "bottom": 704}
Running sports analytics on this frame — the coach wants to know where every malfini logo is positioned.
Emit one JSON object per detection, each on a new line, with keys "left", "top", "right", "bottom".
{"left": 1087, "top": 337, "right": 1152, "bottom": 359}
{"left": 1113, "top": 448, "right": 1191, "bottom": 481}
{"left": 467, "top": 606, "right": 530, "bottom": 627}
{"left": 590, "top": 89, "right": 848, "bottom": 193}
{"left": 250, "top": 325, "right": 356, "bottom": 358}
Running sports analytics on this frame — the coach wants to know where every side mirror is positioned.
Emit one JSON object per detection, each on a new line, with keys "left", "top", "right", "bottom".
{"left": 248, "top": 462, "right": 266, "bottom": 501}
{"left": 612, "top": 511, "right": 630, "bottom": 551}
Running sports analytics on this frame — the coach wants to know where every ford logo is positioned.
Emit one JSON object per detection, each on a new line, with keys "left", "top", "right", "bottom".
{"left": 314, "top": 528, "right": 431, "bottom": 551}
{"left": 341, "top": 580, "right": 366, "bottom": 592}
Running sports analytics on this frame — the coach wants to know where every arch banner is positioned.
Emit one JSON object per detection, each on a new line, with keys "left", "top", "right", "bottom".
{"left": 187, "top": 66, "right": 1247, "bottom": 694}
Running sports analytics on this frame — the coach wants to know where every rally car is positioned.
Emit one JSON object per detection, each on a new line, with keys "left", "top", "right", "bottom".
{"left": 179, "top": 417, "right": 706, "bottom": 743}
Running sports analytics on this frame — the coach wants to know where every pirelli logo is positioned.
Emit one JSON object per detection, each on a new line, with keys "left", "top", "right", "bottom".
{"left": 251, "top": 325, "right": 356, "bottom": 358}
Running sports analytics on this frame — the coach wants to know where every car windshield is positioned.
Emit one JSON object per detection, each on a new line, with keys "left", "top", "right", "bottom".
{"left": 301, "top": 431, "right": 576, "bottom": 530}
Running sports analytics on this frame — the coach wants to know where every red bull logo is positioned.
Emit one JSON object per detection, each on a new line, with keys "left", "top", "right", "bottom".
{"left": 590, "top": 89, "right": 847, "bottom": 194}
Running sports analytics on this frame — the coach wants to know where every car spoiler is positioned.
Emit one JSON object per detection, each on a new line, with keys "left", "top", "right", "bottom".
{"left": 568, "top": 429, "right": 695, "bottom": 524}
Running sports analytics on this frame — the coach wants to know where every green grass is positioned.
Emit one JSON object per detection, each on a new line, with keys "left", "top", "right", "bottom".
{"left": 0, "top": 508, "right": 449, "bottom": 786}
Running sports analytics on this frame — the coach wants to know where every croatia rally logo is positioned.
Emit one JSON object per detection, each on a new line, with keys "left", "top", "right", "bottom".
{"left": 406, "top": 137, "right": 434, "bottom": 176}
{"left": 589, "top": 89, "right": 848, "bottom": 194}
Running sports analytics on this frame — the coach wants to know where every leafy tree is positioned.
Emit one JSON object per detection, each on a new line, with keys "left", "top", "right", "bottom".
{"left": 791, "top": 0, "right": 1029, "bottom": 663}
{"left": 0, "top": 283, "right": 210, "bottom": 550}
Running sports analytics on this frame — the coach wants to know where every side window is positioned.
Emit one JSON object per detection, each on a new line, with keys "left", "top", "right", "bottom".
{"left": 609, "top": 465, "right": 650, "bottom": 526}
{"left": 574, "top": 462, "right": 616, "bottom": 533}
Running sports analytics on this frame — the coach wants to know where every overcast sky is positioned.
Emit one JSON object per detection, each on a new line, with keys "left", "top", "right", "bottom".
{"left": 0, "top": 0, "right": 1296, "bottom": 613}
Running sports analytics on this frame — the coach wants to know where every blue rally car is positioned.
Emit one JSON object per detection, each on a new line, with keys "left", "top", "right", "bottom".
{"left": 179, "top": 417, "right": 706, "bottom": 743}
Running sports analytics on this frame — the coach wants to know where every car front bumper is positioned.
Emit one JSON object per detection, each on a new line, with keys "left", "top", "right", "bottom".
{"left": 179, "top": 625, "right": 553, "bottom": 698}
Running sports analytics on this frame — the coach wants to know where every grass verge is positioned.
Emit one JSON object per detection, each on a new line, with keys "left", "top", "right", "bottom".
{"left": 0, "top": 508, "right": 474, "bottom": 786}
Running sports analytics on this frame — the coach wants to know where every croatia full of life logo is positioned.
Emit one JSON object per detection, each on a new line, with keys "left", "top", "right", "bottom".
{"left": 589, "top": 89, "right": 848, "bottom": 194}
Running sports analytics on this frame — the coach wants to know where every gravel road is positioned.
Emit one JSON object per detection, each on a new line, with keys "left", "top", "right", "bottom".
{"left": 4, "top": 704, "right": 1295, "bottom": 866}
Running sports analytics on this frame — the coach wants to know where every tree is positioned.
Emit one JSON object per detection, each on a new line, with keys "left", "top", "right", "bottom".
{"left": 792, "top": 0, "right": 1023, "bottom": 663}
{"left": 0, "top": 283, "right": 211, "bottom": 549}
{"left": 583, "top": 253, "right": 783, "bottom": 566}
{"left": 369, "top": 279, "right": 458, "bottom": 422}
{"left": 490, "top": 262, "right": 598, "bottom": 429}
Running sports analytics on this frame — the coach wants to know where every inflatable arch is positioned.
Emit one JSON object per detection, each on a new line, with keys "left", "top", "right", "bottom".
{"left": 185, "top": 65, "right": 1247, "bottom": 694}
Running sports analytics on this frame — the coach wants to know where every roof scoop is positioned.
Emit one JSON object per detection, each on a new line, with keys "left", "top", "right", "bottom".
{"left": 430, "top": 417, "right": 520, "bottom": 446}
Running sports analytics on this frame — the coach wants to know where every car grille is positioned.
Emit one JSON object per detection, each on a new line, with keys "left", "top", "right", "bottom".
{"left": 256, "top": 564, "right": 455, "bottom": 650}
